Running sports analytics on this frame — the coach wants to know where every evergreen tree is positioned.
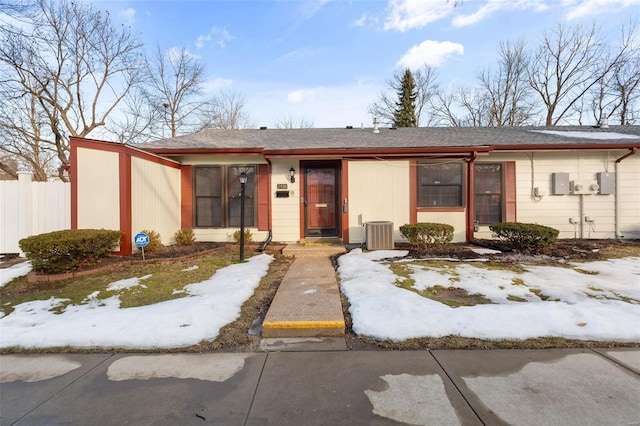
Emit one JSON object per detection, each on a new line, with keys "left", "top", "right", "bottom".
{"left": 393, "top": 69, "right": 418, "bottom": 127}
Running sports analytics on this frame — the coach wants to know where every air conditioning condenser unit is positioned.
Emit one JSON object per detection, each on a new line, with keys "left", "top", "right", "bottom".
{"left": 366, "top": 221, "right": 394, "bottom": 250}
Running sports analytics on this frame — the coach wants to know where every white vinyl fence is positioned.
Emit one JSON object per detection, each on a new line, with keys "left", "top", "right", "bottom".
{"left": 0, "top": 171, "right": 70, "bottom": 254}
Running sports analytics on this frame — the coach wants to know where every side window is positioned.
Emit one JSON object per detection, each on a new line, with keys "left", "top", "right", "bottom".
{"left": 417, "top": 162, "right": 463, "bottom": 207}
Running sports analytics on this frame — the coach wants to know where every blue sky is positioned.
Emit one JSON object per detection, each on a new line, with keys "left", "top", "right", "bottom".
{"left": 95, "top": 0, "right": 640, "bottom": 128}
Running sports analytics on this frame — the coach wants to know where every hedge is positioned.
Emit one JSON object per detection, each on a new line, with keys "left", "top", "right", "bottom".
{"left": 489, "top": 222, "right": 559, "bottom": 251}
{"left": 19, "top": 229, "right": 122, "bottom": 274}
{"left": 399, "top": 222, "right": 454, "bottom": 250}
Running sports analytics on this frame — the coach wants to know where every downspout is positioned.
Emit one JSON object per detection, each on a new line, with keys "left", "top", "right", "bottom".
{"left": 465, "top": 151, "right": 478, "bottom": 242}
{"left": 258, "top": 157, "right": 274, "bottom": 251}
{"left": 615, "top": 147, "right": 637, "bottom": 239}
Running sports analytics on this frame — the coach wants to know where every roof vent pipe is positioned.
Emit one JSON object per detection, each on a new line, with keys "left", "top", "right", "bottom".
{"left": 373, "top": 117, "right": 380, "bottom": 134}
{"left": 599, "top": 113, "right": 609, "bottom": 129}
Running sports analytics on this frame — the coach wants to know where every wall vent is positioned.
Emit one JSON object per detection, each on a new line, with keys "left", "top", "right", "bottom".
{"left": 366, "top": 221, "right": 394, "bottom": 250}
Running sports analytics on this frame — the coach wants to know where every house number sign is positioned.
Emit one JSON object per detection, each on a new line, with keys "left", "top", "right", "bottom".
{"left": 277, "top": 184, "right": 288, "bottom": 189}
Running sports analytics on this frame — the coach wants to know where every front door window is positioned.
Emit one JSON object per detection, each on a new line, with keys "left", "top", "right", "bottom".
{"left": 305, "top": 166, "right": 338, "bottom": 237}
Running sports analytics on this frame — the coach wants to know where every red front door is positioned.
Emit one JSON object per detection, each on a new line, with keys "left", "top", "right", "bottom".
{"left": 304, "top": 166, "right": 339, "bottom": 237}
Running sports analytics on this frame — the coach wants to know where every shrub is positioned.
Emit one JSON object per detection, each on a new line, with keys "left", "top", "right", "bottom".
{"left": 489, "top": 222, "right": 559, "bottom": 251}
{"left": 399, "top": 223, "right": 454, "bottom": 250}
{"left": 19, "top": 229, "right": 122, "bottom": 274}
{"left": 232, "top": 229, "right": 253, "bottom": 244}
{"left": 138, "top": 229, "right": 162, "bottom": 253}
{"left": 174, "top": 228, "right": 195, "bottom": 246}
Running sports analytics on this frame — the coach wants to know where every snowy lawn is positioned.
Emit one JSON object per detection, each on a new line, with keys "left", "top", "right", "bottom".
{"left": 338, "top": 249, "right": 640, "bottom": 342}
{"left": 0, "top": 261, "right": 32, "bottom": 288}
{"left": 0, "top": 255, "right": 272, "bottom": 349}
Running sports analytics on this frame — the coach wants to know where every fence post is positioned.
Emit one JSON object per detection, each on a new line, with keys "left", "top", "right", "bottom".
{"left": 17, "top": 171, "right": 33, "bottom": 254}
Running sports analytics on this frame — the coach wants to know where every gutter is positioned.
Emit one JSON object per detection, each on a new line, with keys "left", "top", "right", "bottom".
{"left": 615, "top": 147, "right": 638, "bottom": 239}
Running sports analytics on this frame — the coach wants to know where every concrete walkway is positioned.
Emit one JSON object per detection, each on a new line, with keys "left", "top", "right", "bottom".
{"left": 2, "top": 348, "right": 638, "bottom": 425}
{"left": 262, "top": 242, "right": 346, "bottom": 338}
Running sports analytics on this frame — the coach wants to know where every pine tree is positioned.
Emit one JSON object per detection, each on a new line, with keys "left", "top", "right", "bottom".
{"left": 393, "top": 69, "right": 418, "bottom": 127}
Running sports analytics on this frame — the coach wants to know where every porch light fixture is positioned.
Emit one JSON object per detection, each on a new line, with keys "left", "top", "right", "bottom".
{"left": 289, "top": 167, "right": 296, "bottom": 183}
{"left": 238, "top": 171, "right": 248, "bottom": 261}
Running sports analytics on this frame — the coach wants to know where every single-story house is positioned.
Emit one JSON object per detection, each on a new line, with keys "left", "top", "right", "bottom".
{"left": 70, "top": 126, "right": 640, "bottom": 255}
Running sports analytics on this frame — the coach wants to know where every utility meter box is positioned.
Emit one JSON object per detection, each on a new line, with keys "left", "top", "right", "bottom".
{"left": 596, "top": 172, "right": 615, "bottom": 195}
{"left": 571, "top": 180, "right": 599, "bottom": 195}
{"left": 551, "top": 173, "right": 570, "bottom": 195}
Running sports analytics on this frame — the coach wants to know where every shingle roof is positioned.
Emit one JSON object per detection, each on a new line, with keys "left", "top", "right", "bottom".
{"left": 139, "top": 126, "right": 640, "bottom": 152}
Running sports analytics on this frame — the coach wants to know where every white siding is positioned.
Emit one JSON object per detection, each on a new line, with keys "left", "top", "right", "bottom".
{"left": 473, "top": 151, "right": 640, "bottom": 240}
{"left": 348, "top": 160, "right": 410, "bottom": 243}
{"left": 131, "top": 156, "right": 181, "bottom": 248}
{"left": 76, "top": 147, "right": 120, "bottom": 230}
{"left": 417, "top": 211, "right": 466, "bottom": 243}
{"left": 271, "top": 159, "right": 300, "bottom": 242}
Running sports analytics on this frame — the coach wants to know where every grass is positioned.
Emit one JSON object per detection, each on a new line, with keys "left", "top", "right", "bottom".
{"left": 0, "top": 251, "right": 240, "bottom": 316}
{"left": 0, "top": 247, "right": 294, "bottom": 354}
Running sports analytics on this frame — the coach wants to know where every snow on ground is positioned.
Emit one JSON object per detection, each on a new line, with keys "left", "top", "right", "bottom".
{"left": 0, "top": 261, "right": 32, "bottom": 288}
{"left": 338, "top": 249, "right": 640, "bottom": 342}
{"left": 0, "top": 255, "right": 273, "bottom": 349}
{"left": 2, "top": 249, "right": 639, "bottom": 348}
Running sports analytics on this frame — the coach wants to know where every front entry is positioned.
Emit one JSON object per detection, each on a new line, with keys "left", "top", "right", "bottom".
{"left": 304, "top": 165, "right": 339, "bottom": 237}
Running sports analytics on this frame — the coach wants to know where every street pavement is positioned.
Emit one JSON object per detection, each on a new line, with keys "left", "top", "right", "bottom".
{"left": 1, "top": 343, "right": 638, "bottom": 425}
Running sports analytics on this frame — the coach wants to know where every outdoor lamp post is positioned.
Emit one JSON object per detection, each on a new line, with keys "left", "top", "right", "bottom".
{"left": 238, "top": 171, "right": 248, "bottom": 261}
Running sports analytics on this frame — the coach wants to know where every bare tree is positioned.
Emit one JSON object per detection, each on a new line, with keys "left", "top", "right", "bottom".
{"left": 140, "top": 46, "right": 209, "bottom": 139}
{"left": 368, "top": 65, "right": 439, "bottom": 126}
{"left": 0, "top": 0, "right": 144, "bottom": 180}
{"left": 478, "top": 39, "right": 536, "bottom": 126}
{"left": 430, "top": 86, "right": 491, "bottom": 127}
{"left": 204, "top": 89, "right": 253, "bottom": 130}
{"left": 528, "top": 21, "right": 635, "bottom": 126}
{"left": 274, "top": 114, "right": 314, "bottom": 129}
{"left": 0, "top": 93, "right": 57, "bottom": 181}
{"left": 587, "top": 21, "right": 640, "bottom": 125}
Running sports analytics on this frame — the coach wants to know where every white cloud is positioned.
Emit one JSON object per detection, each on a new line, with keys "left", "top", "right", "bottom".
{"left": 453, "top": 0, "right": 549, "bottom": 27}
{"left": 194, "top": 26, "right": 234, "bottom": 49}
{"left": 563, "top": 0, "right": 640, "bottom": 20}
{"left": 396, "top": 40, "right": 464, "bottom": 68}
{"left": 288, "top": 88, "right": 318, "bottom": 104}
{"left": 166, "top": 46, "right": 201, "bottom": 61}
{"left": 201, "top": 77, "right": 233, "bottom": 96}
{"left": 118, "top": 8, "right": 136, "bottom": 26}
{"left": 298, "top": 0, "right": 331, "bottom": 20}
{"left": 352, "top": 13, "right": 367, "bottom": 27}
{"left": 384, "top": 0, "right": 456, "bottom": 31}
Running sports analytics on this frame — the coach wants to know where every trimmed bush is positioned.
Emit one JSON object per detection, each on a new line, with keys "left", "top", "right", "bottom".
{"left": 174, "top": 228, "right": 195, "bottom": 246}
{"left": 19, "top": 229, "right": 122, "bottom": 274}
{"left": 233, "top": 229, "right": 253, "bottom": 244}
{"left": 489, "top": 222, "right": 559, "bottom": 251}
{"left": 139, "top": 229, "right": 162, "bottom": 253}
{"left": 399, "top": 223, "right": 454, "bottom": 250}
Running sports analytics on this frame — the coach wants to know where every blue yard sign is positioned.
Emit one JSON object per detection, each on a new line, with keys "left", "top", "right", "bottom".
{"left": 134, "top": 232, "right": 150, "bottom": 261}
{"left": 134, "top": 232, "right": 150, "bottom": 248}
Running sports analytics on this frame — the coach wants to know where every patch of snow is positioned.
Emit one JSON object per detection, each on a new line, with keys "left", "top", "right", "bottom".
{"left": 339, "top": 250, "right": 640, "bottom": 342}
{"left": 531, "top": 130, "right": 640, "bottom": 140}
{"left": 0, "top": 254, "right": 273, "bottom": 349}
{"left": 182, "top": 265, "right": 199, "bottom": 272}
{"left": 472, "top": 248, "right": 502, "bottom": 255}
{"left": 106, "top": 274, "right": 153, "bottom": 291}
{"left": 0, "top": 261, "right": 32, "bottom": 287}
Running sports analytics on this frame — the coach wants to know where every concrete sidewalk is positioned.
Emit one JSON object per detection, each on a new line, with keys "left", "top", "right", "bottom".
{"left": 1, "top": 348, "right": 638, "bottom": 425}
{"left": 262, "top": 242, "right": 346, "bottom": 338}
